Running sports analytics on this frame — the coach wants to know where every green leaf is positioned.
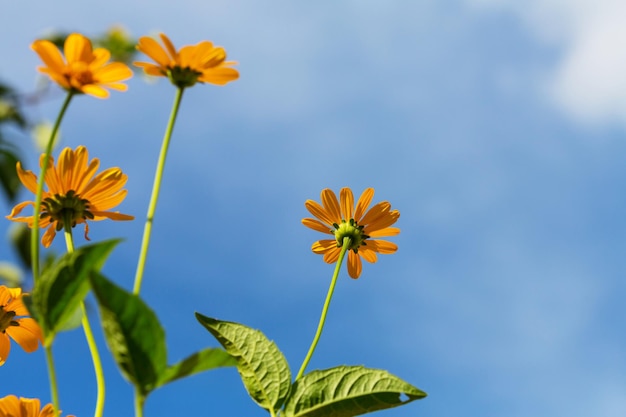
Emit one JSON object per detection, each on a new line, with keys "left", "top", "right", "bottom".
{"left": 195, "top": 313, "right": 291, "bottom": 412}
{"left": 28, "top": 239, "right": 119, "bottom": 345}
{"left": 90, "top": 272, "right": 167, "bottom": 397}
{"left": 156, "top": 347, "right": 238, "bottom": 388}
{"left": 0, "top": 148, "right": 21, "bottom": 202}
{"left": 282, "top": 366, "right": 427, "bottom": 417}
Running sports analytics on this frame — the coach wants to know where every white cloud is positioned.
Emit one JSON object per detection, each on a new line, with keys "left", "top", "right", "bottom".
{"left": 468, "top": 0, "right": 626, "bottom": 126}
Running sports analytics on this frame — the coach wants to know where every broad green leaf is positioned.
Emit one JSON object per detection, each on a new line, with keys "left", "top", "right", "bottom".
{"left": 196, "top": 313, "right": 291, "bottom": 412}
{"left": 282, "top": 366, "right": 427, "bottom": 417}
{"left": 90, "top": 272, "right": 167, "bottom": 397}
{"left": 0, "top": 148, "right": 21, "bottom": 202}
{"left": 8, "top": 224, "right": 31, "bottom": 271}
{"left": 156, "top": 347, "right": 238, "bottom": 388}
{"left": 28, "top": 240, "right": 119, "bottom": 345}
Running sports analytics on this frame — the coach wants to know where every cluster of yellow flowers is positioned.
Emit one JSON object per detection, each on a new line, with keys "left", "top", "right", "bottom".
{"left": 1, "top": 31, "right": 401, "bottom": 416}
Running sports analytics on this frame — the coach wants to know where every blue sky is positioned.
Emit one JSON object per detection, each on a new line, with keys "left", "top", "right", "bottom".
{"left": 2, "top": 1, "right": 626, "bottom": 416}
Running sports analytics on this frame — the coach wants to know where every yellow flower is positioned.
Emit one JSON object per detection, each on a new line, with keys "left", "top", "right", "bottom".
{"left": 0, "top": 286, "right": 43, "bottom": 366}
{"left": 31, "top": 33, "right": 133, "bottom": 98}
{"left": 6, "top": 146, "right": 134, "bottom": 248}
{"left": 302, "top": 188, "right": 400, "bottom": 279}
{"left": 134, "top": 33, "right": 239, "bottom": 87}
{"left": 0, "top": 395, "right": 74, "bottom": 417}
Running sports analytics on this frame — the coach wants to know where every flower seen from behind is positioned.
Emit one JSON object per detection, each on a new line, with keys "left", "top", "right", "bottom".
{"left": 134, "top": 33, "right": 239, "bottom": 88}
{"left": 302, "top": 187, "right": 400, "bottom": 279}
{"left": 0, "top": 395, "right": 74, "bottom": 417}
{"left": 32, "top": 33, "right": 133, "bottom": 98}
{"left": 0, "top": 286, "right": 43, "bottom": 366}
{"left": 6, "top": 146, "right": 134, "bottom": 248}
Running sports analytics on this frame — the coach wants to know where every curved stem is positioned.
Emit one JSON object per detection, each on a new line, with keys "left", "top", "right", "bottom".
{"left": 295, "top": 237, "right": 351, "bottom": 380}
{"left": 44, "top": 345, "right": 60, "bottom": 416}
{"left": 63, "top": 220, "right": 106, "bottom": 417}
{"left": 133, "top": 87, "right": 185, "bottom": 295}
{"left": 31, "top": 91, "right": 73, "bottom": 282}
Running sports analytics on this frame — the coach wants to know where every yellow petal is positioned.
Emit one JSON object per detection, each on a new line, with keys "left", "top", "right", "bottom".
{"left": 340, "top": 188, "right": 354, "bottom": 221}
{"left": 81, "top": 84, "right": 110, "bottom": 99}
{"left": 91, "top": 211, "right": 134, "bottom": 221}
{"left": 31, "top": 40, "right": 66, "bottom": 73}
{"left": 159, "top": 33, "right": 178, "bottom": 60}
{"left": 15, "top": 162, "right": 38, "bottom": 193}
{"left": 366, "top": 210, "right": 400, "bottom": 233}
{"left": 312, "top": 239, "right": 337, "bottom": 254}
{"left": 137, "top": 36, "right": 172, "bottom": 67}
{"left": 368, "top": 227, "right": 400, "bottom": 237}
{"left": 323, "top": 247, "right": 341, "bottom": 263}
{"left": 64, "top": 33, "right": 92, "bottom": 64}
{"left": 0, "top": 334, "right": 10, "bottom": 365}
{"left": 42, "top": 225, "right": 57, "bottom": 248}
{"left": 198, "top": 67, "right": 239, "bottom": 85}
{"left": 8, "top": 318, "right": 42, "bottom": 352}
{"left": 6, "top": 201, "right": 34, "bottom": 220}
{"left": 95, "top": 62, "right": 133, "bottom": 83}
{"left": 321, "top": 189, "right": 341, "bottom": 223}
{"left": 359, "top": 247, "right": 378, "bottom": 263}
{"left": 347, "top": 251, "right": 362, "bottom": 279}
{"left": 0, "top": 395, "right": 20, "bottom": 413}
{"left": 354, "top": 188, "right": 374, "bottom": 222}
{"left": 305, "top": 200, "right": 337, "bottom": 228}
{"left": 368, "top": 240, "right": 398, "bottom": 254}
{"left": 90, "top": 47, "right": 111, "bottom": 68}
{"left": 301, "top": 218, "right": 334, "bottom": 234}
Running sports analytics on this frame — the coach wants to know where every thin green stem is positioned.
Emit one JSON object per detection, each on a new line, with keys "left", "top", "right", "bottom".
{"left": 134, "top": 387, "right": 145, "bottom": 417}
{"left": 45, "top": 345, "right": 60, "bottom": 416}
{"left": 296, "top": 237, "right": 351, "bottom": 380}
{"left": 38, "top": 92, "right": 73, "bottom": 417}
{"left": 31, "top": 91, "right": 74, "bottom": 281}
{"left": 133, "top": 87, "right": 185, "bottom": 295}
{"left": 63, "top": 220, "right": 106, "bottom": 417}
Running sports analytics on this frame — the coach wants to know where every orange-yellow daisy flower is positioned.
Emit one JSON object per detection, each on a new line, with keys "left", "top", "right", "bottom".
{"left": 0, "top": 395, "right": 74, "bottom": 417}
{"left": 6, "top": 146, "right": 134, "bottom": 248}
{"left": 31, "top": 33, "right": 133, "bottom": 98}
{"left": 134, "top": 33, "right": 239, "bottom": 87}
{"left": 302, "top": 187, "right": 400, "bottom": 279}
{"left": 0, "top": 286, "right": 43, "bottom": 366}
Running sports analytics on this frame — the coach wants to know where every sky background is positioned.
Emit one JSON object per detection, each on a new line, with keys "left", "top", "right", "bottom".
{"left": 2, "top": 1, "right": 626, "bottom": 416}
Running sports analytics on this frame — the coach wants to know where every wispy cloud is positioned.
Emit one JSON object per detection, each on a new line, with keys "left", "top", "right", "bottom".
{"left": 467, "top": 0, "right": 626, "bottom": 127}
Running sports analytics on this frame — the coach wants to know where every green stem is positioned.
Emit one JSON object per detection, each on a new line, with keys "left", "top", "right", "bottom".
{"left": 31, "top": 91, "right": 73, "bottom": 282}
{"left": 63, "top": 220, "right": 106, "bottom": 417}
{"left": 295, "top": 237, "right": 351, "bottom": 380}
{"left": 134, "top": 387, "right": 145, "bottom": 417}
{"left": 44, "top": 345, "right": 60, "bottom": 416}
{"left": 133, "top": 87, "right": 185, "bottom": 295}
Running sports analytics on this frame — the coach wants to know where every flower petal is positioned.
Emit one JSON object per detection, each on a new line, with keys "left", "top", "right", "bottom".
{"left": 8, "top": 318, "right": 42, "bottom": 352}
{"left": 136, "top": 36, "right": 172, "bottom": 67}
{"left": 354, "top": 188, "right": 374, "bottom": 222}
{"left": 340, "top": 187, "right": 354, "bottom": 221}
{"left": 320, "top": 189, "right": 341, "bottom": 223}
{"left": 367, "top": 239, "right": 398, "bottom": 254}
{"left": 367, "top": 227, "right": 400, "bottom": 237}
{"left": 312, "top": 239, "right": 337, "bottom": 254}
{"left": 31, "top": 40, "right": 66, "bottom": 73}
{"left": 359, "top": 247, "right": 378, "bottom": 263}
{"left": 302, "top": 218, "right": 334, "bottom": 234}
{"left": 347, "top": 251, "right": 362, "bottom": 279}
{"left": 305, "top": 200, "right": 337, "bottom": 227}
{"left": 0, "top": 334, "right": 11, "bottom": 365}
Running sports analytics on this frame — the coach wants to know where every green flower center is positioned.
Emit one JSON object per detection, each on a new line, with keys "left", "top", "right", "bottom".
{"left": 40, "top": 190, "right": 94, "bottom": 231}
{"left": 167, "top": 66, "right": 202, "bottom": 88}
{"left": 0, "top": 308, "right": 18, "bottom": 333}
{"left": 333, "top": 219, "right": 369, "bottom": 252}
